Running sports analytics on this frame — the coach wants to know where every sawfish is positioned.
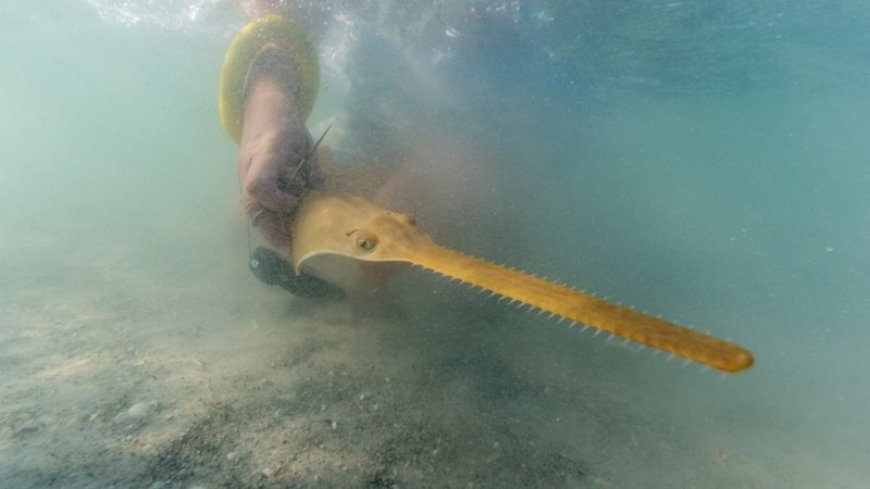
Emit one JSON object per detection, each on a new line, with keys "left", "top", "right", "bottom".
{"left": 287, "top": 191, "right": 754, "bottom": 374}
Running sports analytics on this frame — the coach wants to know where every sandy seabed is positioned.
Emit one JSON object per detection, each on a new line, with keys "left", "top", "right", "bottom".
{"left": 0, "top": 218, "right": 855, "bottom": 489}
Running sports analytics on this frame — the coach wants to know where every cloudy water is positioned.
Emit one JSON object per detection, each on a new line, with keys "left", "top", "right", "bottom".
{"left": 1, "top": 1, "right": 868, "bottom": 488}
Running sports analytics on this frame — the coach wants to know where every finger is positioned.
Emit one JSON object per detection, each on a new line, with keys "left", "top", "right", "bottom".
{"left": 240, "top": 186, "right": 294, "bottom": 251}
{"left": 257, "top": 213, "right": 293, "bottom": 250}
{"left": 244, "top": 175, "right": 299, "bottom": 213}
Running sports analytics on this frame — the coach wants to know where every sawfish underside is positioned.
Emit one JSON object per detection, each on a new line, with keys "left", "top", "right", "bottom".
{"left": 289, "top": 191, "right": 754, "bottom": 373}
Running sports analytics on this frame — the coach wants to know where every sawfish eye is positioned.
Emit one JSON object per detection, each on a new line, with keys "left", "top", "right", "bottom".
{"left": 356, "top": 234, "right": 378, "bottom": 252}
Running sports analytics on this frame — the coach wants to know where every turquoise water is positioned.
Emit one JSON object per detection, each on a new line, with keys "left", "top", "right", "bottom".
{"left": 2, "top": 1, "right": 869, "bottom": 487}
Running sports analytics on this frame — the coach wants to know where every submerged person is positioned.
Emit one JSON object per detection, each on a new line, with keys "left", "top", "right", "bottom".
{"left": 218, "top": 9, "right": 341, "bottom": 299}
{"left": 219, "top": 3, "right": 519, "bottom": 299}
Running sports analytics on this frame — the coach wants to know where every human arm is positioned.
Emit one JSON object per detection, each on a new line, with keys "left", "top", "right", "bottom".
{"left": 219, "top": 14, "right": 322, "bottom": 250}
{"left": 237, "top": 46, "right": 313, "bottom": 249}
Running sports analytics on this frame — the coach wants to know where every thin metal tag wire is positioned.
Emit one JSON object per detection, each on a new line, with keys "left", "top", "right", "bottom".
{"left": 247, "top": 216, "right": 256, "bottom": 266}
{"left": 242, "top": 181, "right": 257, "bottom": 267}
{"left": 286, "top": 124, "right": 332, "bottom": 183}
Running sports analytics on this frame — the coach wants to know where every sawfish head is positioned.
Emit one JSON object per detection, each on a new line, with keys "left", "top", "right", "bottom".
{"left": 290, "top": 191, "right": 433, "bottom": 270}
{"left": 287, "top": 191, "right": 754, "bottom": 373}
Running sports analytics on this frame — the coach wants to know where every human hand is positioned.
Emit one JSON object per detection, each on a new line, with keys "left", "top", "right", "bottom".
{"left": 237, "top": 76, "right": 321, "bottom": 249}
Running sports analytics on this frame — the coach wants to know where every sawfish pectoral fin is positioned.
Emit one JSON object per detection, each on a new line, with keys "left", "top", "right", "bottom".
{"left": 406, "top": 245, "right": 754, "bottom": 373}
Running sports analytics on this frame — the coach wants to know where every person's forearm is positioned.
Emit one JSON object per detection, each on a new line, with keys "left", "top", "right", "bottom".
{"left": 239, "top": 40, "right": 307, "bottom": 154}
{"left": 220, "top": 8, "right": 320, "bottom": 250}
{"left": 240, "top": 75, "right": 303, "bottom": 149}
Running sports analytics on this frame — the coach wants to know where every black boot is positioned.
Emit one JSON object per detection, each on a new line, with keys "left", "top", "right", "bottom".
{"left": 249, "top": 247, "right": 344, "bottom": 301}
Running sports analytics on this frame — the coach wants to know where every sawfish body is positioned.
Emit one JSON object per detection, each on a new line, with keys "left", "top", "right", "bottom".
{"left": 289, "top": 191, "right": 754, "bottom": 373}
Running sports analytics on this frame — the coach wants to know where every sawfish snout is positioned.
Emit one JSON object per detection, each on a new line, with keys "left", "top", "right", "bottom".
{"left": 291, "top": 191, "right": 754, "bottom": 373}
